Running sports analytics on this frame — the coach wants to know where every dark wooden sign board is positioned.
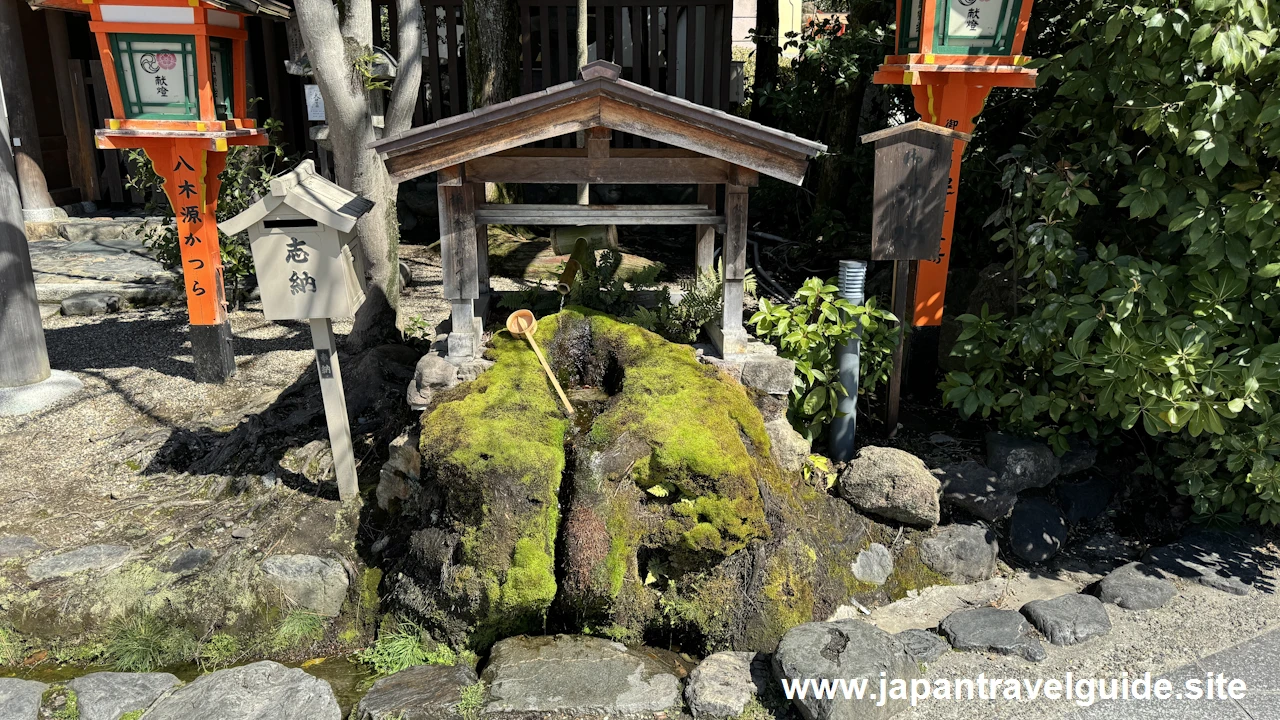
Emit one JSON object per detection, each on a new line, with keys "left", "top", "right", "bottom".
{"left": 860, "top": 121, "right": 971, "bottom": 433}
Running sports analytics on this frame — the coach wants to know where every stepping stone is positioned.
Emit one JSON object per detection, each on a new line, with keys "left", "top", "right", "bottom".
{"left": 773, "top": 619, "right": 919, "bottom": 720}
{"left": 896, "top": 629, "right": 949, "bottom": 664}
{"left": 143, "top": 661, "right": 341, "bottom": 720}
{"left": 936, "top": 461, "right": 1018, "bottom": 521}
{"left": 1143, "top": 531, "right": 1257, "bottom": 596}
{"left": 852, "top": 543, "right": 893, "bottom": 585}
{"left": 1020, "top": 593, "right": 1111, "bottom": 646}
{"left": 685, "top": 651, "right": 769, "bottom": 719}
{"left": 0, "top": 536, "right": 43, "bottom": 562}
{"left": 61, "top": 291, "right": 122, "bottom": 317}
{"left": 481, "top": 635, "right": 681, "bottom": 715}
{"left": 26, "top": 545, "right": 132, "bottom": 581}
{"left": 261, "top": 554, "right": 349, "bottom": 616}
{"left": 1009, "top": 498, "right": 1068, "bottom": 563}
{"left": 68, "top": 672, "right": 180, "bottom": 720}
{"left": 356, "top": 664, "right": 478, "bottom": 720}
{"left": 164, "top": 548, "right": 213, "bottom": 575}
{"left": 1096, "top": 562, "right": 1176, "bottom": 610}
{"left": 0, "top": 679, "right": 46, "bottom": 720}
{"left": 920, "top": 523, "right": 999, "bottom": 583}
{"left": 939, "top": 607, "right": 1046, "bottom": 662}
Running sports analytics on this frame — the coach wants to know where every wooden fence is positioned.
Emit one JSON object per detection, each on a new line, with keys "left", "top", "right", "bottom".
{"left": 375, "top": 0, "right": 734, "bottom": 132}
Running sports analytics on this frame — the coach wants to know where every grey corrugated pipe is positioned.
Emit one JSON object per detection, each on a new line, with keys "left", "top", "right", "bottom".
{"left": 830, "top": 260, "right": 867, "bottom": 462}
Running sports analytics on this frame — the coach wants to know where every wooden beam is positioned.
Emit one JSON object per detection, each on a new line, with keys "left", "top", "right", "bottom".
{"left": 695, "top": 185, "right": 717, "bottom": 273}
{"left": 474, "top": 204, "right": 723, "bottom": 226}
{"left": 586, "top": 126, "right": 611, "bottom": 158}
{"left": 438, "top": 184, "right": 479, "bottom": 300}
{"left": 438, "top": 164, "right": 465, "bottom": 186}
{"left": 721, "top": 185, "right": 748, "bottom": 337}
{"left": 464, "top": 156, "right": 739, "bottom": 185}
{"left": 472, "top": 183, "right": 490, "bottom": 295}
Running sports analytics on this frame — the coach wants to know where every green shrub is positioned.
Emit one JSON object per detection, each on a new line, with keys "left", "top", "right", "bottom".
{"left": 940, "top": 0, "right": 1280, "bottom": 525}
{"left": 750, "top": 277, "right": 899, "bottom": 440}
{"left": 103, "top": 616, "right": 195, "bottom": 673}
{"left": 273, "top": 611, "right": 326, "bottom": 651}
{"left": 0, "top": 626, "right": 25, "bottom": 666}
{"left": 355, "top": 619, "right": 457, "bottom": 676}
{"left": 630, "top": 261, "right": 756, "bottom": 344}
{"left": 457, "top": 682, "right": 486, "bottom": 720}
{"left": 198, "top": 633, "right": 241, "bottom": 670}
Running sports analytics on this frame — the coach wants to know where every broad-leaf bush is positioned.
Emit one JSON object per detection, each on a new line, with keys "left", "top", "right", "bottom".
{"left": 752, "top": 277, "right": 898, "bottom": 440}
{"left": 941, "top": 0, "right": 1280, "bottom": 525}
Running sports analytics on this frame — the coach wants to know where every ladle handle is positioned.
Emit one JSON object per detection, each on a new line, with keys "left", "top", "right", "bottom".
{"left": 525, "top": 332, "right": 575, "bottom": 416}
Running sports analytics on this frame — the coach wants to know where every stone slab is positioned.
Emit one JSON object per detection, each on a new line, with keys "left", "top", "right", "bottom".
{"left": 25, "top": 544, "right": 131, "bottom": 581}
{"left": 68, "top": 671, "right": 181, "bottom": 720}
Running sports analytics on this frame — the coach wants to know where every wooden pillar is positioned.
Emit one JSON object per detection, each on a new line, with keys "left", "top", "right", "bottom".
{"left": 0, "top": 0, "right": 58, "bottom": 218}
{"left": 472, "top": 182, "right": 491, "bottom": 325}
{"left": 695, "top": 184, "right": 716, "bottom": 274}
{"left": 438, "top": 167, "right": 480, "bottom": 359}
{"left": 310, "top": 318, "right": 359, "bottom": 501}
{"left": 715, "top": 183, "right": 749, "bottom": 355}
{"left": 0, "top": 60, "right": 49, "bottom": 389}
{"left": 47, "top": 11, "right": 97, "bottom": 203}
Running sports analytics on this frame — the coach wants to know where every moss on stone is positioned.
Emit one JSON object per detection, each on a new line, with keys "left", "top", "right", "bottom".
{"left": 881, "top": 543, "right": 951, "bottom": 601}
{"left": 361, "top": 568, "right": 383, "bottom": 613}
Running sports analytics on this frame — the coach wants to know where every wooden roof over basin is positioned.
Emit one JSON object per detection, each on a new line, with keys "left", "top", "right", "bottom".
{"left": 370, "top": 61, "right": 827, "bottom": 187}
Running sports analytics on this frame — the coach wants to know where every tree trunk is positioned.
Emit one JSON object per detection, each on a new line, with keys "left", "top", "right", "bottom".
{"left": 294, "top": 0, "right": 422, "bottom": 351}
{"left": 464, "top": 0, "right": 522, "bottom": 109}
{"left": 750, "top": 0, "right": 779, "bottom": 127}
{"left": 0, "top": 0, "right": 56, "bottom": 217}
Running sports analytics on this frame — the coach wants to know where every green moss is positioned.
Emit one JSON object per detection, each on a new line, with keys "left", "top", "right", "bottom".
{"left": 758, "top": 538, "right": 817, "bottom": 641}
{"left": 0, "top": 626, "right": 25, "bottom": 666}
{"left": 43, "top": 686, "right": 79, "bottom": 720}
{"left": 360, "top": 568, "right": 383, "bottom": 613}
{"left": 120, "top": 712, "right": 145, "bottom": 720}
{"left": 882, "top": 544, "right": 951, "bottom": 601}
{"left": 497, "top": 537, "right": 557, "bottom": 612}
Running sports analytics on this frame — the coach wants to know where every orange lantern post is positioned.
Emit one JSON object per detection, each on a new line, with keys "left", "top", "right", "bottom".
{"left": 873, "top": 0, "right": 1037, "bottom": 326}
{"left": 54, "top": 0, "right": 270, "bottom": 382}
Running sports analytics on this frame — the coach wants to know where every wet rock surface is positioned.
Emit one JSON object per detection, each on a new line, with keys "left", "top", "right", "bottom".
{"left": 356, "top": 664, "right": 479, "bottom": 720}
{"left": 1020, "top": 593, "right": 1112, "bottom": 646}
{"left": 838, "top": 446, "right": 941, "bottom": 527}
{"left": 481, "top": 635, "right": 681, "bottom": 715}
{"left": 1096, "top": 562, "right": 1177, "bottom": 610}
{"left": 68, "top": 671, "right": 181, "bottom": 720}
{"left": 940, "top": 607, "right": 1047, "bottom": 662}
{"left": 773, "top": 619, "right": 919, "bottom": 720}
{"left": 142, "top": 661, "right": 342, "bottom": 720}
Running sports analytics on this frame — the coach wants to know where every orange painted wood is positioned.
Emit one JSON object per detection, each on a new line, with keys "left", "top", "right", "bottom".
{"left": 90, "top": 24, "right": 127, "bottom": 119}
{"left": 1012, "top": 0, "right": 1036, "bottom": 54}
{"left": 232, "top": 38, "right": 247, "bottom": 118}
{"left": 149, "top": 139, "right": 229, "bottom": 327}
{"left": 194, "top": 33, "right": 216, "bottom": 121}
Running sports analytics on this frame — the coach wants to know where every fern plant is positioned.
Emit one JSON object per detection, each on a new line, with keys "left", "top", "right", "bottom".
{"left": 630, "top": 261, "right": 756, "bottom": 344}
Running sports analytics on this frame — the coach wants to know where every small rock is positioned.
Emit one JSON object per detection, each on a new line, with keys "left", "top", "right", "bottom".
{"left": 986, "top": 432, "right": 1060, "bottom": 492}
{"left": 164, "top": 548, "right": 213, "bottom": 575}
{"left": 481, "top": 635, "right": 681, "bottom": 715}
{"left": 69, "top": 671, "right": 181, "bottom": 720}
{"left": 356, "top": 664, "right": 479, "bottom": 720}
{"left": 939, "top": 607, "right": 1046, "bottom": 662}
{"left": 1070, "top": 532, "right": 1143, "bottom": 565}
{"left": 0, "top": 536, "right": 44, "bottom": 562}
{"left": 838, "top": 446, "right": 940, "bottom": 527}
{"left": 1056, "top": 476, "right": 1114, "bottom": 524}
{"left": 26, "top": 544, "right": 131, "bottom": 581}
{"left": 852, "top": 543, "right": 894, "bottom": 585}
{"left": 260, "top": 473, "right": 278, "bottom": 489}
{"left": 454, "top": 358, "right": 494, "bottom": 383}
{"left": 231, "top": 527, "right": 254, "bottom": 540}
{"left": 685, "top": 651, "right": 769, "bottom": 719}
{"left": 378, "top": 431, "right": 422, "bottom": 511}
{"left": 399, "top": 260, "right": 413, "bottom": 289}
{"left": 261, "top": 554, "right": 350, "bottom": 617}
{"left": 407, "top": 353, "right": 461, "bottom": 410}
{"left": 1142, "top": 531, "right": 1257, "bottom": 596}
{"left": 280, "top": 440, "right": 334, "bottom": 483}
{"left": 895, "top": 629, "right": 949, "bottom": 664}
{"left": 142, "top": 661, "right": 341, "bottom": 720}
{"left": 929, "top": 433, "right": 956, "bottom": 445}
{"left": 935, "top": 461, "right": 1017, "bottom": 521}
{"left": 739, "top": 355, "right": 795, "bottom": 395}
{"left": 919, "top": 524, "right": 999, "bottom": 583}
{"left": 1096, "top": 562, "right": 1177, "bottom": 610}
{"left": 766, "top": 418, "right": 811, "bottom": 473}
{"left": 1020, "top": 593, "right": 1111, "bottom": 646}
{"left": 1059, "top": 439, "right": 1097, "bottom": 476}
{"left": 61, "top": 292, "right": 122, "bottom": 317}
{"left": 772, "top": 619, "right": 919, "bottom": 720}
{"left": 1009, "top": 498, "right": 1068, "bottom": 563}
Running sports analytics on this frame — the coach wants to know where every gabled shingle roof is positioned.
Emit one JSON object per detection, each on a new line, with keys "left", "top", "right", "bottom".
{"left": 220, "top": 159, "right": 373, "bottom": 236}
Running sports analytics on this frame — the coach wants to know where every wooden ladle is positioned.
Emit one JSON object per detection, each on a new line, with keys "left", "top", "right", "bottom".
{"left": 506, "top": 310, "right": 575, "bottom": 416}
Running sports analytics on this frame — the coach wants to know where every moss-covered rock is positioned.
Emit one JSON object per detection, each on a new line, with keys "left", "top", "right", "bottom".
{"left": 390, "top": 309, "right": 932, "bottom": 654}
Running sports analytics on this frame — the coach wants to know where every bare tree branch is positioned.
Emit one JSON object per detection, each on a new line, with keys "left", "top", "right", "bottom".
{"left": 385, "top": 0, "right": 424, "bottom": 137}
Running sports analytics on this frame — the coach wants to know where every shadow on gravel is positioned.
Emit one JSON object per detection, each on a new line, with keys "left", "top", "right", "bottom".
{"left": 1140, "top": 529, "right": 1279, "bottom": 595}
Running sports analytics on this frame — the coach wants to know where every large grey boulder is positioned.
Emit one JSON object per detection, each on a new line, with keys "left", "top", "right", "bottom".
{"left": 685, "top": 651, "right": 769, "bottom": 719}
{"left": 1009, "top": 499, "right": 1068, "bottom": 563}
{"left": 1020, "top": 593, "right": 1111, "bottom": 646}
{"left": 26, "top": 544, "right": 131, "bottom": 581}
{"left": 260, "top": 555, "right": 349, "bottom": 617}
{"left": 838, "top": 447, "right": 940, "bottom": 527}
{"left": 0, "top": 679, "right": 46, "bottom": 720}
{"left": 1096, "top": 562, "right": 1176, "bottom": 610}
{"left": 356, "top": 664, "right": 479, "bottom": 720}
{"left": 142, "top": 661, "right": 341, "bottom": 720}
{"left": 852, "top": 543, "right": 894, "bottom": 585}
{"left": 895, "top": 629, "right": 949, "bottom": 664}
{"left": 1059, "top": 439, "right": 1097, "bottom": 476}
{"left": 1142, "top": 531, "right": 1257, "bottom": 596}
{"left": 940, "top": 607, "right": 1046, "bottom": 662}
{"left": 0, "top": 536, "right": 43, "bottom": 562}
{"left": 68, "top": 671, "right": 180, "bottom": 720}
{"left": 935, "top": 461, "right": 1017, "bottom": 521}
{"left": 772, "top": 619, "right": 919, "bottom": 720}
{"left": 481, "top": 635, "right": 681, "bottom": 715}
{"left": 61, "top": 291, "right": 122, "bottom": 317}
{"left": 919, "top": 524, "right": 998, "bottom": 584}
{"left": 986, "top": 433, "right": 1059, "bottom": 492}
